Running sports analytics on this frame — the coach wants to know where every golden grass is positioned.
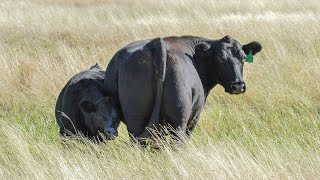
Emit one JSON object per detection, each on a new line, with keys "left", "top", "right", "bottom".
{"left": 0, "top": 0, "right": 319, "bottom": 179}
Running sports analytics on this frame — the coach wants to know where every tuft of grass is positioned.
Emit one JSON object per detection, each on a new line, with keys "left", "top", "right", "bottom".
{"left": 0, "top": 0, "right": 319, "bottom": 178}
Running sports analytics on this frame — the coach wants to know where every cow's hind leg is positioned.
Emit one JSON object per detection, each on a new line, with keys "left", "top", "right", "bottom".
{"left": 186, "top": 93, "right": 204, "bottom": 137}
{"left": 125, "top": 112, "right": 152, "bottom": 140}
{"left": 186, "top": 113, "right": 201, "bottom": 137}
{"left": 163, "top": 109, "right": 192, "bottom": 144}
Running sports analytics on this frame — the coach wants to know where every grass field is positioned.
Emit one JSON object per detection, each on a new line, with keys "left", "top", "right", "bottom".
{"left": 0, "top": 0, "right": 319, "bottom": 179}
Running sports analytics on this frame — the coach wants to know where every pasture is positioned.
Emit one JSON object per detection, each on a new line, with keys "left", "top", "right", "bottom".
{"left": 0, "top": 0, "right": 319, "bottom": 178}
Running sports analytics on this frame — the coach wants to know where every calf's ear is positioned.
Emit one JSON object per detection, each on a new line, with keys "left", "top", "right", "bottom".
{"left": 79, "top": 100, "right": 96, "bottom": 113}
{"left": 242, "top": 41, "right": 262, "bottom": 55}
{"left": 195, "top": 42, "right": 211, "bottom": 57}
{"left": 220, "top": 35, "right": 232, "bottom": 43}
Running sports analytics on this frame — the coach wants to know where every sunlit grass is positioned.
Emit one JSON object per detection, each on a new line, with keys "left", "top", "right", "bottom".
{"left": 0, "top": 0, "right": 319, "bottom": 178}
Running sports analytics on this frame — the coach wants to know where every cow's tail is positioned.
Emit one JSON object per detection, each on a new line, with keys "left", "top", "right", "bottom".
{"left": 138, "top": 37, "right": 167, "bottom": 139}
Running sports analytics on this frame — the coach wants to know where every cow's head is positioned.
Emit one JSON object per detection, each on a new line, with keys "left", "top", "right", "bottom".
{"left": 195, "top": 35, "right": 262, "bottom": 94}
{"left": 79, "top": 93, "right": 119, "bottom": 140}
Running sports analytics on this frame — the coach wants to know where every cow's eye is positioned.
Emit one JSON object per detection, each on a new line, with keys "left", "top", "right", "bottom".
{"left": 230, "top": 47, "right": 238, "bottom": 53}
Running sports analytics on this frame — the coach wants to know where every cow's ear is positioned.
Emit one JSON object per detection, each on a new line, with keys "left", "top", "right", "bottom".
{"left": 90, "top": 63, "right": 102, "bottom": 70}
{"left": 220, "top": 35, "right": 232, "bottom": 43}
{"left": 195, "top": 42, "right": 211, "bottom": 57}
{"left": 242, "top": 41, "right": 262, "bottom": 55}
{"left": 79, "top": 100, "right": 96, "bottom": 113}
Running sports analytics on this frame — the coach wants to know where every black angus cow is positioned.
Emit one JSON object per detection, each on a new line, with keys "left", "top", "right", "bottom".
{"left": 55, "top": 64, "right": 119, "bottom": 141}
{"left": 104, "top": 35, "right": 262, "bottom": 140}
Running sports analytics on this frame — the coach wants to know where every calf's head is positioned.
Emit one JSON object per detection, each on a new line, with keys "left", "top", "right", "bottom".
{"left": 195, "top": 35, "right": 262, "bottom": 94}
{"left": 79, "top": 94, "right": 119, "bottom": 140}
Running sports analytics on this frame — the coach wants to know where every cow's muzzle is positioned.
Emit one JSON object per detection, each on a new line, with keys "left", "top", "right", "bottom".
{"left": 226, "top": 81, "right": 246, "bottom": 94}
{"left": 104, "top": 126, "right": 118, "bottom": 140}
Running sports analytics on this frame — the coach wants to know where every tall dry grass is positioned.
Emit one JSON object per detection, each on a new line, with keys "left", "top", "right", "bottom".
{"left": 0, "top": 0, "right": 319, "bottom": 179}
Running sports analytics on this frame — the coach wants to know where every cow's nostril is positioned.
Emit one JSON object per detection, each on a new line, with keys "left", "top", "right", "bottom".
{"left": 231, "top": 83, "right": 240, "bottom": 88}
{"left": 231, "top": 84, "right": 237, "bottom": 91}
{"left": 106, "top": 129, "right": 118, "bottom": 136}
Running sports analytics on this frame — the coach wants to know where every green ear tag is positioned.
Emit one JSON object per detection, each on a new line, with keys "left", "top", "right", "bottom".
{"left": 245, "top": 50, "right": 254, "bottom": 63}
